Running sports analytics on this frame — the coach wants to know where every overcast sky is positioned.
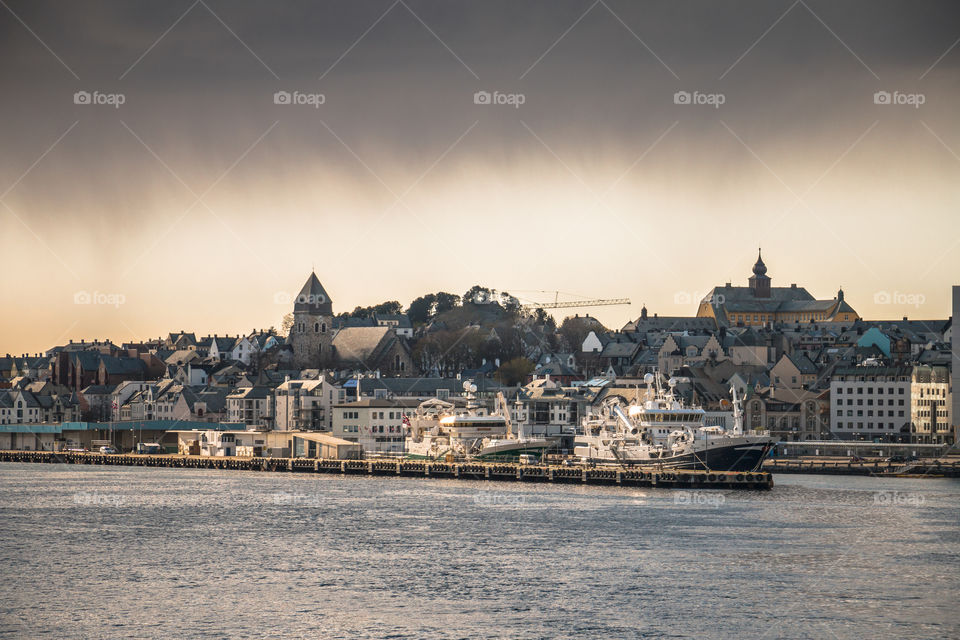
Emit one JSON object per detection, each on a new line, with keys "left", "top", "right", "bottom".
{"left": 1, "top": 0, "right": 958, "bottom": 354}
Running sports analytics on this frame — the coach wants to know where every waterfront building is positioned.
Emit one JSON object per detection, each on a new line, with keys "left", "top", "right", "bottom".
{"left": 274, "top": 377, "right": 342, "bottom": 431}
{"left": 910, "top": 365, "right": 952, "bottom": 445}
{"left": 953, "top": 286, "right": 959, "bottom": 443}
{"left": 226, "top": 386, "right": 273, "bottom": 428}
{"left": 332, "top": 398, "right": 422, "bottom": 453}
{"left": 829, "top": 366, "right": 911, "bottom": 442}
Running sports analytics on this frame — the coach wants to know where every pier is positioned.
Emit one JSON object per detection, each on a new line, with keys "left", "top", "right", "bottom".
{"left": 0, "top": 450, "right": 773, "bottom": 490}
{"left": 764, "top": 457, "right": 960, "bottom": 477}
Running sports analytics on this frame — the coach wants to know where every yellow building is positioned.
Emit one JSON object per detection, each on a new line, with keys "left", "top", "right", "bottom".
{"left": 696, "top": 251, "right": 859, "bottom": 327}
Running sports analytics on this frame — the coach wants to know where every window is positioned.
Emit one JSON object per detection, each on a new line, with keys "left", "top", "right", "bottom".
{"left": 314, "top": 322, "right": 319, "bottom": 333}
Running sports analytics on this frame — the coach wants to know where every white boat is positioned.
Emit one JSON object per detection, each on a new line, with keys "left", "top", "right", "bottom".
{"left": 403, "top": 385, "right": 552, "bottom": 461}
{"left": 574, "top": 373, "right": 775, "bottom": 471}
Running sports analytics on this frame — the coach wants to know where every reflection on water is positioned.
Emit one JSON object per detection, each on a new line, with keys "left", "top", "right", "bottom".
{"left": 0, "top": 464, "right": 957, "bottom": 639}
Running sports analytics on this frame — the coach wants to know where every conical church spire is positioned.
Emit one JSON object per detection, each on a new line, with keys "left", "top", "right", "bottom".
{"left": 295, "top": 271, "right": 333, "bottom": 315}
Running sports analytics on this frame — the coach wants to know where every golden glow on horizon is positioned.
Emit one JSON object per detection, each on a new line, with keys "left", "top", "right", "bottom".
{"left": 1, "top": 129, "right": 958, "bottom": 355}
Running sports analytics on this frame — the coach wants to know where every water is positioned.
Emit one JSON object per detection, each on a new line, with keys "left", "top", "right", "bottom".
{"left": 0, "top": 464, "right": 957, "bottom": 639}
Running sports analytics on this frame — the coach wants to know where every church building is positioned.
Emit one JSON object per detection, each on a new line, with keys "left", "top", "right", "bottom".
{"left": 287, "top": 272, "right": 415, "bottom": 374}
{"left": 696, "top": 251, "right": 859, "bottom": 327}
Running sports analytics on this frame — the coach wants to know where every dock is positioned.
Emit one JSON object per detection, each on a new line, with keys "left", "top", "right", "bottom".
{"left": 0, "top": 450, "right": 773, "bottom": 490}
{"left": 764, "top": 458, "right": 960, "bottom": 477}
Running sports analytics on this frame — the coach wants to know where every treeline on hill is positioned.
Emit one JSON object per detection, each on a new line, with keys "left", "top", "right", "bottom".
{"left": 287, "top": 285, "right": 608, "bottom": 384}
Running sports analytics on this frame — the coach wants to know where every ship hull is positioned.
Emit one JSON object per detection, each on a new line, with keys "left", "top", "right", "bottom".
{"left": 474, "top": 441, "right": 552, "bottom": 460}
{"left": 652, "top": 439, "right": 773, "bottom": 472}
{"left": 575, "top": 436, "right": 774, "bottom": 472}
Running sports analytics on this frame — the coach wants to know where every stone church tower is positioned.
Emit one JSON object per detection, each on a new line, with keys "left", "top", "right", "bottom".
{"left": 289, "top": 271, "right": 334, "bottom": 368}
{"left": 747, "top": 249, "right": 771, "bottom": 298}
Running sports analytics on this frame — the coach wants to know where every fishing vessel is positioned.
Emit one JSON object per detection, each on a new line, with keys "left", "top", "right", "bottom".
{"left": 403, "top": 385, "right": 552, "bottom": 461}
{"left": 574, "top": 373, "right": 774, "bottom": 471}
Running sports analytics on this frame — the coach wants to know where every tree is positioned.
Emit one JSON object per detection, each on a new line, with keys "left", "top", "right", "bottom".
{"left": 407, "top": 294, "right": 436, "bottom": 326}
{"left": 434, "top": 291, "right": 460, "bottom": 314}
{"left": 373, "top": 300, "right": 403, "bottom": 316}
{"left": 341, "top": 300, "right": 404, "bottom": 320}
{"left": 495, "top": 357, "right": 535, "bottom": 386}
{"left": 463, "top": 285, "right": 493, "bottom": 305}
{"left": 281, "top": 313, "right": 294, "bottom": 337}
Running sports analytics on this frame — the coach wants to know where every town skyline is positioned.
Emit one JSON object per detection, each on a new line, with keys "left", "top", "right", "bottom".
{"left": 1, "top": 251, "right": 952, "bottom": 356}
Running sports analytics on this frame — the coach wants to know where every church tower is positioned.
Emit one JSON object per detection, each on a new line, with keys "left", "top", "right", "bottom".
{"left": 289, "top": 271, "right": 334, "bottom": 368}
{"left": 748, "top": 249, "right": 771, "bottom": 298}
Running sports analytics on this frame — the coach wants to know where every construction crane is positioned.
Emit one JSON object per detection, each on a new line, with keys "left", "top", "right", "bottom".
{"left": 518, "top": 290, "right": 631, "bottom": 311}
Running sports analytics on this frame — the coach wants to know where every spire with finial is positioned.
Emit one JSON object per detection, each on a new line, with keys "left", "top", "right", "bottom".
{"left": 752, "top": 247, "right": 767, "bottom": 277}
{"left": 748, "top": 248, "right": 771, "bottom": 297}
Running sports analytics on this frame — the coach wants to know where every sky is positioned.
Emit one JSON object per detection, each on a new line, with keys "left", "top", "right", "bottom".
{"left": 1, "top": 0, "right": 958, "bottom": 355}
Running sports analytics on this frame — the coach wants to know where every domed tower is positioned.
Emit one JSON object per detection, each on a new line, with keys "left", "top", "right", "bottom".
{"left": 289, "top": 271, "right": 334, "bottom": 367}
{"left": 748, "top": 249, "right": 771, "bottom": 298}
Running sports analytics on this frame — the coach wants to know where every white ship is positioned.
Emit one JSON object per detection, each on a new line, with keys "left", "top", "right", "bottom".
{"left": 574, "top": 373, "right": 774, "bottom": 471}
{"left": 403, "top": 385, "right": 552, "bottom": 461}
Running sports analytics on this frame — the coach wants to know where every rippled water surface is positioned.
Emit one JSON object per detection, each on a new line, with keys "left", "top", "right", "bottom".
{"left": 0, "top": 463, "right": 957, "bottom": 639}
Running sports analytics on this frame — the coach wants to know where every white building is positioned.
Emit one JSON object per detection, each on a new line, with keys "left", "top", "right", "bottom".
{"left": 332, "top": 398, "right": 420, "bottom": 453}
{"left": 226, "top": 386, "right": 273, "bottom": 428}
{"left": 910, "top": 365, "right": 952, "bottom": 444}
{"left": 274, "top": 377, "right": 343, "bottom": 431}
{"left": 830, "top": 366, "right": 911, "bottom": 442}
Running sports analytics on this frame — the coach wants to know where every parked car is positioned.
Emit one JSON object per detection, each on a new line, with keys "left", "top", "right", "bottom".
{"left": 849, "top": 455, "right": 865, "bottom": 463}
{"left": 885, "top": 455, "right": 906, "bottom": 463}
{"left": 99, "top": 446, "right": 119, "bottom": 454}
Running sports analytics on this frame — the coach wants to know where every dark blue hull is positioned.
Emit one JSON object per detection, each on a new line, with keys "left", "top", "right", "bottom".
{"left": 648, "top": 440, "right": 773, "bottom": 472}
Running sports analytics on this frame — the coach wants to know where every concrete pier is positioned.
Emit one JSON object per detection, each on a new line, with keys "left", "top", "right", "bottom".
{"left": 764, "top": 458, "right": 960, "bottom": 477}
{"left": 0, "top": 450, "right": 773, "bottom": 490}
